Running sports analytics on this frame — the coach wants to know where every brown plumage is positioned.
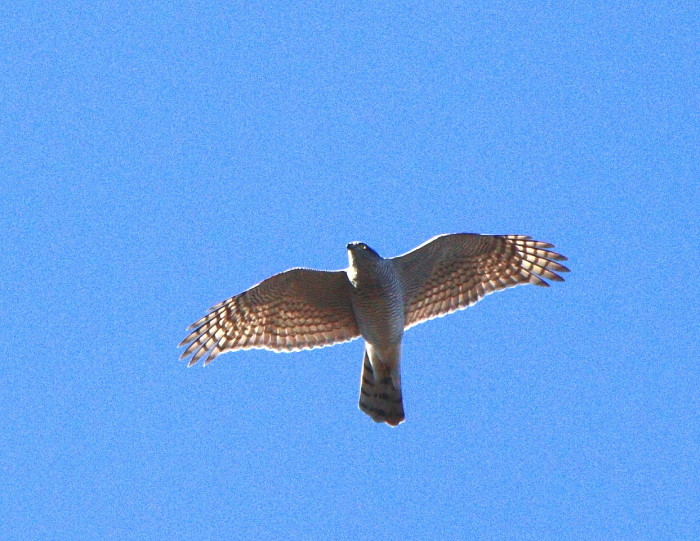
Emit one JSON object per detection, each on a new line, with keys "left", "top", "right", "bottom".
{"left": 179, "top": 234, "right": 569, "bottom": 426}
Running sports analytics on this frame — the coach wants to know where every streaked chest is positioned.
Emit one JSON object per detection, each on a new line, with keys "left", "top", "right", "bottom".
{"left": 349, "top": 268, "right": 405, "bottom": 345}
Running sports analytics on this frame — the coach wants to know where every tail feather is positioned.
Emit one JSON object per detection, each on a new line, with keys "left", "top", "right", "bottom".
{"left": 358, "top": 351, "right": 405, "bottom": 426}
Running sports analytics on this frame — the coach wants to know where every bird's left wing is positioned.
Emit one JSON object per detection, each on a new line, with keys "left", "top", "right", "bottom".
{"left": 392, "top": 234, "right": 569, "bottom": 330}
{"left": 179, "top": 268, "right": 360, "bottom": 366}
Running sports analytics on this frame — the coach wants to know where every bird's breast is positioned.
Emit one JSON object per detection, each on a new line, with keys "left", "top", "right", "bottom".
{"left": 350, "top": 271, "right": 405, "bottom": 346}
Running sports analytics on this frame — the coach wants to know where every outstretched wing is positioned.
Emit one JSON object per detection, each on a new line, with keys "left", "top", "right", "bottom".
{"left": 179, "top": 268, "right": 360, "bottom": 366}
{"left": 392, "top": 234, "right": 569, "bottom": 330}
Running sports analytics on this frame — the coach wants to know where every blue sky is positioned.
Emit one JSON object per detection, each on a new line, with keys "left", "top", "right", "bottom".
{"left": 1, "top": 1, "right": 698, "bottom": 539}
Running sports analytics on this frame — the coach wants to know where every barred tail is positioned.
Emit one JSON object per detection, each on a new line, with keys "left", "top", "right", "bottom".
{"left": 358, "top": 351, "right": 405, "bottom": 426}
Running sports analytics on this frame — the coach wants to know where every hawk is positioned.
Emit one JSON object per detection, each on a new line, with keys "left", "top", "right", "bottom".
{"left": 179, "top": 233, "right": 569, "bottom": 426}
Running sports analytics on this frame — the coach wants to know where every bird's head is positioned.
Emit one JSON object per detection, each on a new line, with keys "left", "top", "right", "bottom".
{"left": 347, "top": 241, "right": 380, "bottom": 259}
{"left": 346, "top": 242, "right": 381, "bottom": 278}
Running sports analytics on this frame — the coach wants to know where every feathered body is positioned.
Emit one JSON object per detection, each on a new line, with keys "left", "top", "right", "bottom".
{"left": 179, "top": 234, "right": 569, "bottom": 426}
{"left": 347, "top": 242, "right": 406, "bottom": 425}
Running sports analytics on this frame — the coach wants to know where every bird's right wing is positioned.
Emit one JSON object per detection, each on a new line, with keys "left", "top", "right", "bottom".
{"left": 179, "top": 268, "right": 360, "bottom": 366}
{"left": 392, "top": 234, "right": 569, "bottom": 330}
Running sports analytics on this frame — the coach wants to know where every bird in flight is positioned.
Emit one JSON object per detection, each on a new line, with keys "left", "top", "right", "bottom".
{"left": 179, "top": 233, "right": 569, "bottom": 426}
